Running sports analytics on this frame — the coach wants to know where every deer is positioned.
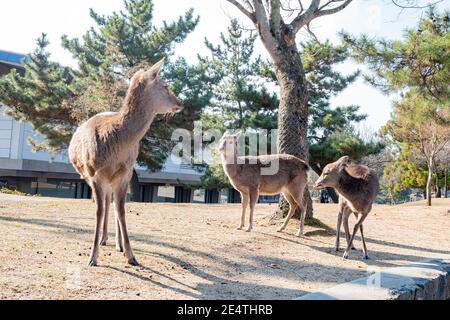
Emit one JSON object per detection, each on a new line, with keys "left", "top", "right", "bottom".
{"left": 313, "top": 156, "right": 379, "bottom": 260}
{"left": 218, "top": 132, "right": 309, "bottom": 235}
{"left": 68, "top": 58, "right": 183, "bottom": 266}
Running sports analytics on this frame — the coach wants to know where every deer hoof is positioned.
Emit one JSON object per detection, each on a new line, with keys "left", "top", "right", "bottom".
{"left": 87, "top": 259, "right": 97, "bottom": 267}
{"left": 245, "top": 227, "right": 252, "bottom": 232}
{"left": 351, "top": 246, "right": 356, "bottom": 251}
{"left": 100, "top": 239, "right": 107, "bottom": 246}
{"left": 295, "top": 232, "right": 303, "bottom": 238}
{"left": 237, "top": 226, "right": 243, "bottom": 230}
{"left": 277, "top": 227, "right": 285, "bottom": 233}
{"left": 128, "top": 257, "right": 139, "bottom": 266}
{"left": 343, "top": 252, "right": 349, "bottom": 259}
{"left": 363, "top": 255, "right": 369, "bottom": 260}
{"left": 116, "top": 245, "right": 124, "bottom": 253}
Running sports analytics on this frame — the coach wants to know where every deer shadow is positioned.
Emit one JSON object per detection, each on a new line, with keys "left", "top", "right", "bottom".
{"left": 0, "top": 214, "right": 447, "bottom": 299}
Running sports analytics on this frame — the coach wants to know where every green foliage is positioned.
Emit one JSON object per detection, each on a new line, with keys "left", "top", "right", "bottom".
{"left": 0, "top": 35, "right": 79, "bottom": 154}
{"left": 344, "top": 8, "right": 450, "bottom": 203}
{"left": 0, "top": 0, "right": 204, "bottom": 170}
{"left": 199, "top": 19, "right": 278, "bottom": 131}
{"left": 385, "top": 145, "right": 428, "bottom": 192}
{"left": 342, "top": 7, "right": 449, "bottom": 104}
{"left": 0, "top": 187, "right": 27, "bottom": 196}
{"left": 309, "top": 129, "right": 384, "bottom": 174}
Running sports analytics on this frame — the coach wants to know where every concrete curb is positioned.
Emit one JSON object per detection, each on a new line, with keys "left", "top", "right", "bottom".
{"left": 297, "top": 256, "right": 450, "bottom": 300}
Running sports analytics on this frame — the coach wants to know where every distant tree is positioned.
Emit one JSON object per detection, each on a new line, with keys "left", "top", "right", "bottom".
{"left": 382, "top": 91, "right": 449, "bottom": 206}
{"left": 437, "top": 146, "right": 450, "bottom": 198}
{"left": 0, "top": 0, "right": 205, "bottom": 171}
{"left": 344, "top": 8, "right": 450, "bottom": 206}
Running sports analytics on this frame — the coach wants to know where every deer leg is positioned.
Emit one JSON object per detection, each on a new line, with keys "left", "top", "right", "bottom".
{"left": 114, "top": 182, "right": 138, "bottom": 266}
{"left": 238, "top": 193, "right": 249, "bottom": 230}
{"left": 342, "top": 209, "right": 355, "bottom": 250}
{"left": 294, "top": 200, "right": 306, "bottom": 238}
{"left": 277, "top": 194, "right": 297, "bottom": 233}
{"left": 100, "top": 191, "right": 111, "bottom": 246}
{"left": 115, "top": 212, "right": 123, "bottom": 252}
{"left": 335, "top": 210, "right": 343, "bottom": 251}
{"left": 343, "top": 213, "right": 367, "bottom": 260}
{"left": 360, "top": 224, "right": 369, "bottom": 260}
{"left": 87, "top": 181, "right": 105, "bottom": 267}
{"left": 246, "top": 189, "right": 258, "bottom": 232}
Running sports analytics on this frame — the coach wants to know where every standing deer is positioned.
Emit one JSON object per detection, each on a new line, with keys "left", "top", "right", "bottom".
{"left": 313, "top": 156, "right": 379, "bottom": 260}
{"left": 218, "top": 133, "right": 309, "bottom": 235}
{"left": 68, "top": 58, "right": 182, "bottom": 266}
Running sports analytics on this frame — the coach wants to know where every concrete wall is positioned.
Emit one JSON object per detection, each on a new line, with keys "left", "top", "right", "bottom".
{"left": 298, "top": 257, "right": 450, "bottom": 300}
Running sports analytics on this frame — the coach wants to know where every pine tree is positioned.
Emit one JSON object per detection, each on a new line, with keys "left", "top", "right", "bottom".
{"left": 344, "top": 7, "right": 450, "bottom": 206}
{"left": 0, "top": 0, "right": 204, "bottom": 170}
{"left": 199, "top": 19, "right": 278, "bottom": 132}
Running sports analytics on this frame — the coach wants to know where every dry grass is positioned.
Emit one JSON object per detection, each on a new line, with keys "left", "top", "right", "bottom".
{"left": 0, "top": 193, "right": 449, "bottom": 300}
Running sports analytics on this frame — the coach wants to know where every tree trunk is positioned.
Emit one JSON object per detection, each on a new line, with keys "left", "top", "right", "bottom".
{"left": 436, "top": 173, "right": 441, "bottom": 198}
{"left": 445, "top": 165, "right": 448, "bottom": 198}
{"left": 326, "top": 187, "right": 339, "bottom": 203}
{"left": 426, "top": 160, "right": 433, "bottom": 206}
{"left": 273, "top": 40, "right": 312, "bottom": 219}
{"left": 129, "top": 169, "right": 141, "bottom": 202}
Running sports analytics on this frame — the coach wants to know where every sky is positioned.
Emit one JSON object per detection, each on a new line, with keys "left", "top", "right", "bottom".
{"left": 1, "top": 0, "right": 448, "bottom": 132}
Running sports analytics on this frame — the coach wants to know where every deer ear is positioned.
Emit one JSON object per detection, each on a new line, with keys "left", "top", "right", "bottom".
{"left": 144, "top": 57, "right": 165, "bottom": 81}
{"left": 234, "top": 130, "right": 243, "bottom": 138}
{"left": 338, "top": 156, "right": 349, "bottom": 164}
{"left": 337, "top": 156, "right": 349, "bottom": 170}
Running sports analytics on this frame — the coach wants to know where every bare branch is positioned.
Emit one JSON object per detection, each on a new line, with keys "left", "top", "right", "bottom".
{"left": 252, "top": 0, "right": 280, "bottom": 61}
{"left": 290, "top": 0, "right": 320, "bottom": 35}
{"left": 226, "top": 0, "right": 257, "bottom": 23}
{"left": 315, "top": 0, "right": 353, "bottom": 18}
{"left": 391, "top": 0, "right": 444, "bottom": 9}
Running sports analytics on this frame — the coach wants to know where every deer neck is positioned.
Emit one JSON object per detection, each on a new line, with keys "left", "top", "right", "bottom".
{"left": 336, "top": 170, "right": 359, "bottom": 201}
{"left": 221, "top": 150, "right": 239, "bottom": 178}
{"left": 118, "top": 96, "right": 157, "bottom": 143}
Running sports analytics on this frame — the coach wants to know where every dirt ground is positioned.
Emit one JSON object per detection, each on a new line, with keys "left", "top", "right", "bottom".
{"left": 0, "top": 193, "right": 449, "bottom": 300}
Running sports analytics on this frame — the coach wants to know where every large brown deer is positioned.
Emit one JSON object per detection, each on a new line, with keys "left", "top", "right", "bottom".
{"left": 68, "top": 58, "right": 182, "bottom": 266}
{"left": 218, "top": 133, "right": 309, "bottom": 235}
{"left": 314, "top": 156, "right": 379, "bottom": 260}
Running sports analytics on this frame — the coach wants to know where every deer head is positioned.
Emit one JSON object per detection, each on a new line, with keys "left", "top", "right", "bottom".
{"left": 217, "top": 132, "right": 240, "bottom": 163}
{"left": 127, "top": 58, "right": 183, "bottom": 115}
{"left": 313, "top": 156, "right": 349, "bottom": 189}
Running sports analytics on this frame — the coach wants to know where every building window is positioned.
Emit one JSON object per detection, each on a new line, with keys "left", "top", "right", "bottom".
{"left": 31, "top": 180, "right": 77, "bottom": 198}
{"left": 157, "top": 186, "right": 175, "bottom": 203}
{"left": 219, "top": 189, "right": 228, "bottom": 204}
{"left": 192, "top": 189, "right": 205, "bottom": 203}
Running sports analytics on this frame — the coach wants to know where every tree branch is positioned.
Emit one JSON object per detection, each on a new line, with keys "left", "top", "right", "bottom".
{"left": 315, "top": 0, "right": 353, "bottom": 18}
{"left": 226, "top": 0, "right": 257, "bottom": 23}
{"left": 290, "top": 0, "right": 321, "bottom": 35}
{"left": 391, "top": 0, "right": 444, "bottom": 9}
{"left": 269, "top": 0, "right": 283, "bottom": 40}
{"left": 252, "top": 0, "right": 280, "bottom": 61}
